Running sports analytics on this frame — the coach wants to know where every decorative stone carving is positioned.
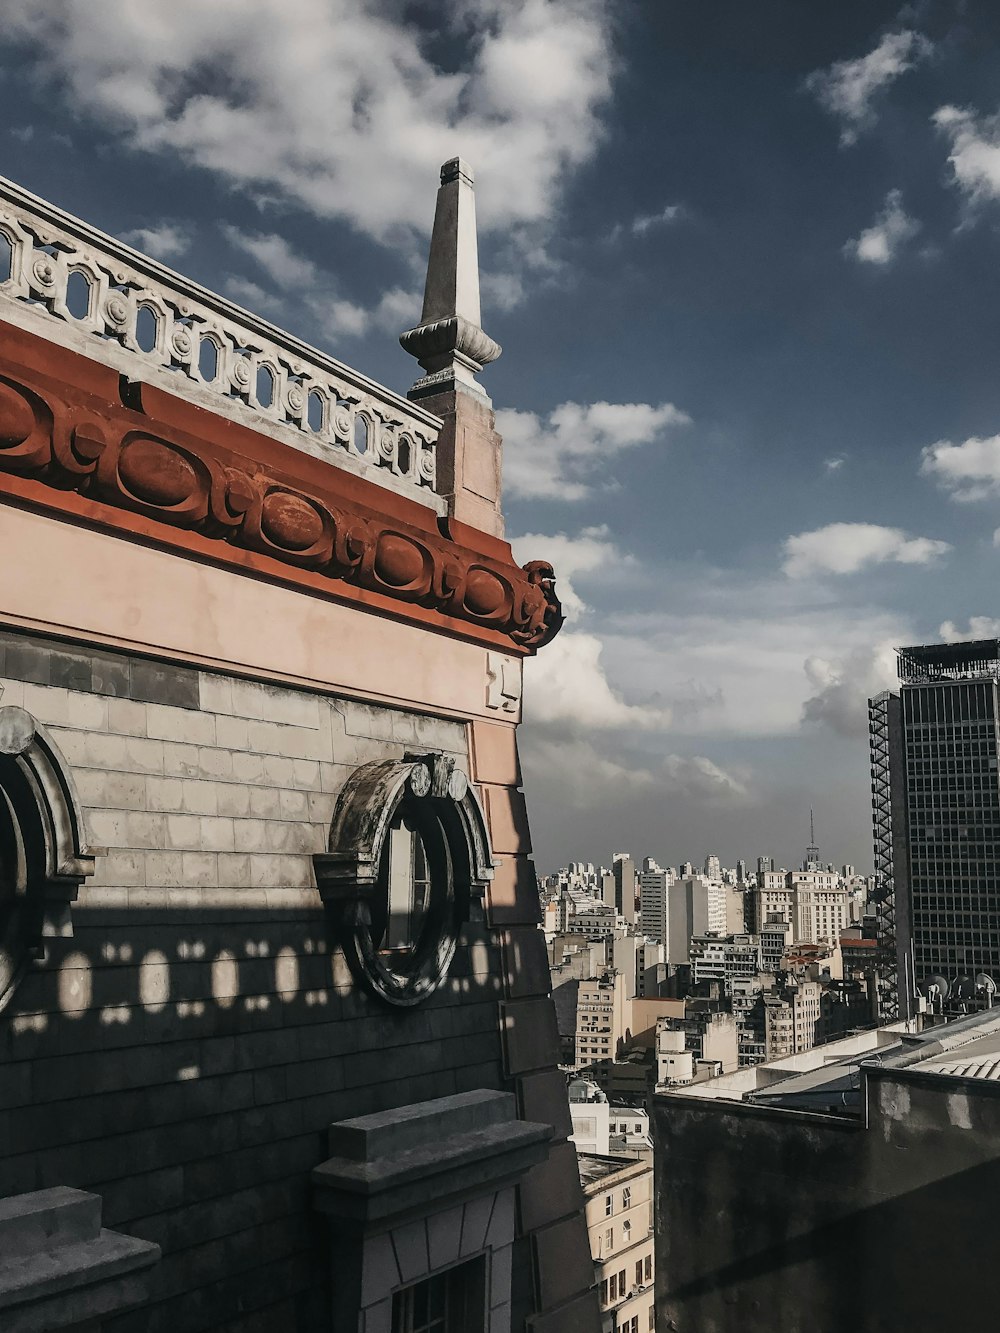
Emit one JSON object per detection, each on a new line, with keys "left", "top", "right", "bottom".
{"left": 0, "top": 711, "right": 97, "bottom": 1013}
{"left": 0, "top": 360, "right": 563, "bottom": 649}
{"left": 314, "top": 753, "right": 493, "bottom": 1006}
{"left": 0, "top": 174, "right": 440, "bottom": 505}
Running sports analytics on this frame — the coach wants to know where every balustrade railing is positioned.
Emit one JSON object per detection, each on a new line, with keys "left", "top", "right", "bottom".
{"left": 0, "top": 176, "right": 441, "bottom": 507}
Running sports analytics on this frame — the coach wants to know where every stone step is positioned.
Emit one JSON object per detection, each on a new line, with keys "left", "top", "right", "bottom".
{"left": 0, "top": 1188, "right": 101, "bottom": 1260}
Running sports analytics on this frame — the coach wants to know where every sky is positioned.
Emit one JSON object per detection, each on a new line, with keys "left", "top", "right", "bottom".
{"left": 5, "top": 1, "right": 1000, "bottom": 874}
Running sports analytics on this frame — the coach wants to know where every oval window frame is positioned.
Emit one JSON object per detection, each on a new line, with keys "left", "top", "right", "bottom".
{"left": 314, "top": 753, "right": 493, "bottom": 1007}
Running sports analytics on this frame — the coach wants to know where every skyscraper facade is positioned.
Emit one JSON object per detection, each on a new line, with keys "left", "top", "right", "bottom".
{"left": 870, "top": 639, "right": 1000, "bottom": 1019}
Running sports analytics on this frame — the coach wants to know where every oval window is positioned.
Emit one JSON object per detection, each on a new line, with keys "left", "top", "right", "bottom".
{"left": 315, "top": 754, "right": 493, "bottom": 1007}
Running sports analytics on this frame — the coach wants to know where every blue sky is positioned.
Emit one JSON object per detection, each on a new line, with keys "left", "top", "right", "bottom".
{"left": 6, "top": 1, "right": 1000, "bottom": 873}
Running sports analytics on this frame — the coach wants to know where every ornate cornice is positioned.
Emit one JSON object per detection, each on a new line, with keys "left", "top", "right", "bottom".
{"left": 0, "top": 325, "right": 563, "bottom": 653}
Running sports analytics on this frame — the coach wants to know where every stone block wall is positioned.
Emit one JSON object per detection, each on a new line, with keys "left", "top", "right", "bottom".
{"left": 0, "top": 628, "right": 532, "bottom": 1331}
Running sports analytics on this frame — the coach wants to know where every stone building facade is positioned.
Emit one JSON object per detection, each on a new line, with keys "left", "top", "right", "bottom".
{"left": 0, "top": 163, "right": 598, "bottom": 1331}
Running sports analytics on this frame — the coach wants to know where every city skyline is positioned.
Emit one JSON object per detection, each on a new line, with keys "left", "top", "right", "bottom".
{"left": 6, "top": 3, "right": 1000, "bottom": 869}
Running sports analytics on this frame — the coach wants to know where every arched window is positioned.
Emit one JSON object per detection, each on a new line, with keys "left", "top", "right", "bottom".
{"left": 314, "top": 752, "right": 493, "bottom": 1006}
{"left": 0, "top": 705, "right": 95, "bottom": 1014}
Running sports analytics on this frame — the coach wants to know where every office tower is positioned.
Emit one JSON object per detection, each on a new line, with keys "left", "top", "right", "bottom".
{"left": 704, "top": 853, "right": 721, "bottom": 881}
{"left": 638, "top": 861, "right": 671, "bottom": 943}
{"left": 870, "top": 638, "right": 1000, "bottom": 1020}
{"left": 665, "top": 876, "right": 727, "bottom": 965}
{"left": 612, "top": 853, "right": 637, "bottom": 924}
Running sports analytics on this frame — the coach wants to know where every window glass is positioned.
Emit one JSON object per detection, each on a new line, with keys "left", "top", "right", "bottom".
{"left": 391, "top": 1258, "right": 485, "bottom": 1333}
{"left": 384, "top": 811, "right": 431, "bottom": 949}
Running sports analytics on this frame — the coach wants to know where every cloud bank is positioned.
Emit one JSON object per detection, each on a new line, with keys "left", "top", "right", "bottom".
{"left": 921, "top": 433, "right": 1000, "bottom": 501}
{"left": 783, "top": 522, "right": 950, "bottom": 578}
{"left": 499, "top": 399, "right": 690, "bottom": 501}
{"left": 4, "top": 0, "right": 615, "bottom": 244}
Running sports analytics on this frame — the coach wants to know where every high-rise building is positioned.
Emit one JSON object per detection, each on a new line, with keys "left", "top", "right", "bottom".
{"left": 612, "top": 852, "right": 637, "bottom": 924}
{"left": 704, "top": 852, "right": 721, "bottom": 880}
{"left": 870, "top": 638, "right": 1000, "bottom": 1020}
{"left": 638, "top": 860, "right": 671, "bottom": 943}
{"left": 665, "top": 876, "right": 727, "bottom": 964}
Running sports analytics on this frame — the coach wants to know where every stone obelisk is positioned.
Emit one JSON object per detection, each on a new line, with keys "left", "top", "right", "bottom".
{"left": 400, "top": 159, "right": 505, "bottom": 537}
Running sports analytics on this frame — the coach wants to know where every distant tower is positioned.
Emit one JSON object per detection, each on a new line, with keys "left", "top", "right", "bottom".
{"left": 870, "top": 636, "right": 1000, "bottom": 1021}
{"left": 804, "top": 810, "right": 820, "bottom": 870}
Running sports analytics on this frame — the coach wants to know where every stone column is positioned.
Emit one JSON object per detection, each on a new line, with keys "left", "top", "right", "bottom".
{"left": 400, "top": 159, "right": 505, "bottom": 538}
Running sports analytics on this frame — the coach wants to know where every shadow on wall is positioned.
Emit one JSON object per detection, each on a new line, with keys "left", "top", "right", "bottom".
{"left": 0, "top": 904, "right": 507, "bottom": 1332}
{"left": 658, "top": 1118, "right": 1000, "bottom": 1333}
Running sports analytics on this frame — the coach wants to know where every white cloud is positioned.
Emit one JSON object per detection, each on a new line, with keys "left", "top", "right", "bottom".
{"left": 222, "top": 225, "right": 372, "bottom": 339}
{"left": 782, "top": 522, "right": 950, "bottom": 578}
{"left": 921, "top": 433, "right": 1000, "bottom": 501}
{"left": 631, "top": 204, "right": 682, "bottom": 235}
{"left": 499, "top": 399, "right": 690, "bottom": 501}
{"left": 523, "top": 630, "right": 670, "bottom": 733}
{"left": 844, "top": 189, "right": 920, "bottom": 265}
{"left": 603, "top": 584, "right": 908, "bottom": 740}
{"left": 509, "top": 524, "right": 626, "bottom": 619}
{"left": 4, "top": 0, "right": 614, "bottom": 248}
{"left": 801, "top": 641, "right": 900, "bottom": 737}
{"left": 939, "top": 617, "right": 1000, "bottom": 642}
{"left": 805, "top": 29, "right": 931, "bottom": 145}
{"left": 519, "top": 733, "right": 747, "bottom": 811}
{"left": 824, "top": 455, "right": 846, "bottom": 472}
{"left": 120, "top": 222, "right": 191, "bottom": 262}
{"left": 934, "top": 104, "right": 1000, "bottom": 211}
{"left": 609, "top": 203, "right": 683, "bottom": 242}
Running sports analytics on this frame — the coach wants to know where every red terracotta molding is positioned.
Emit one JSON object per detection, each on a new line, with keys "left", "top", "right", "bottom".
{"left": 0, "top": 321, "right": 562, "bottom": 654}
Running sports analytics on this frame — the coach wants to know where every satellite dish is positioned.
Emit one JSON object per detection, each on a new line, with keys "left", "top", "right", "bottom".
{"left": 976, "top": 973, "right": 997, "bottom": 994}
{"left": 953, "top": 974, "right": 975, "bottom": 1000}
{"left": 919, "top": 974, "right": 950, "bottom": 999}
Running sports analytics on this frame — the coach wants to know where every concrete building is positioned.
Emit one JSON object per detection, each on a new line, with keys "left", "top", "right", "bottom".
{"left": 637, "top": 860, "right": 670, "bottom": 943}
{"left": 666, "top": 875, "right": 727, "bottom": 964}
{"left": 0, "top": 165, "right": 597, "bottom": 1331}
{"left": 762, "top": 977, "right": 823, "bottom": 1060}
{"left": 578, "top": 1155, "right": 655, "bottom": 1333}
{"left": 612, "top": 853, "right": 637, "bottom": 926}
{"left": 574, "top": 972, "right": 629, "bottom": 1071}
{"left": 654, "top": 1010, "right": 1000, "bottom": 1331}
{"left": 655, "top": 1005, "right": 738, "bottom": 1081}
{"left": 752, "top": 872, "right": 850, "bottom": 947}
{"left": 567, "top": 1080, "right": 651, "bottom": 1160}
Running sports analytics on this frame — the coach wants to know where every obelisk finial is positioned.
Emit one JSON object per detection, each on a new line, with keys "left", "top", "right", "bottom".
{"left": 400, "top": 158, "right": 501, "bottom": 399}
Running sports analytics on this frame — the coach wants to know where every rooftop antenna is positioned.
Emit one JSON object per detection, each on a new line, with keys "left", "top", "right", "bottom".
{"left": 806, "top": 808, "right": 820, "bottom": 868}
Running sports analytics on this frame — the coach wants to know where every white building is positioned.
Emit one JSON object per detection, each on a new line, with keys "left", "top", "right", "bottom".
{"left": 666, "top": 875, "right": 727, "bottom": 964}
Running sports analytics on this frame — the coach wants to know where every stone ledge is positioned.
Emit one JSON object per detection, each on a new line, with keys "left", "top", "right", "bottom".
{"left": 0, "top": 1187, "right": 159, "bottom": 1331}
{"left": 313, "top": 1089, "right": 552, "bottom": 1227}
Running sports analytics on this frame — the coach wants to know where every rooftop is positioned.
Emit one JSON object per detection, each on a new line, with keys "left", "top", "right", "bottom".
{"left": 576, "top": 1153, "right": 650, "bottom": 1192}
{"left": 897, "top": 639, "right": 1000, "bottom": 684}
{"left": 658, "top": 1008, "right": 1000, "bottom": 1116}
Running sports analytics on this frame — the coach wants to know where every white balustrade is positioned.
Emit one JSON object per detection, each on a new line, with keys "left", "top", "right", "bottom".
{"left": 0, "top": 176, "right": 441, "bottom": 509}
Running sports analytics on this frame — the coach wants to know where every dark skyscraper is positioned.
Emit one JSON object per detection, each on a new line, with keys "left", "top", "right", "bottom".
{"left": 870, "top": 639, "right": 1000, "bottom": 1020}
